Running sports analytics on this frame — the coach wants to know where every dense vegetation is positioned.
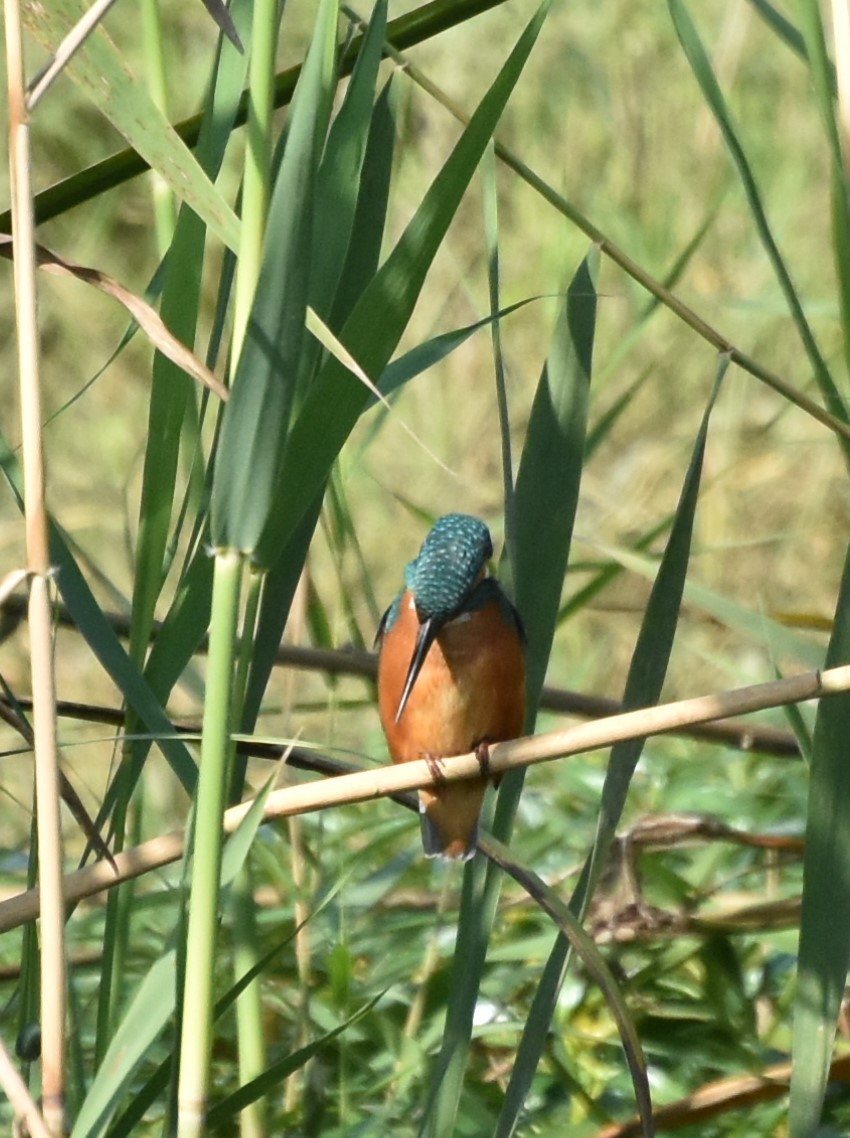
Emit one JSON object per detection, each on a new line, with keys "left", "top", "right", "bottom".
{"left": 2, "top": 1, "right": 850, "bottom": 1135}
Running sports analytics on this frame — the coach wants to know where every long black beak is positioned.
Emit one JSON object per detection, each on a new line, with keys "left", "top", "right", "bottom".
{"left": 395, "top": 616, "right": 439, "bottom": 723}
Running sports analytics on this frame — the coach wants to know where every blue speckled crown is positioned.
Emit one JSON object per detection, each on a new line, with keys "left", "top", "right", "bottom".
{"left": 408, "top": 514, "right": 493, "bottom": 622}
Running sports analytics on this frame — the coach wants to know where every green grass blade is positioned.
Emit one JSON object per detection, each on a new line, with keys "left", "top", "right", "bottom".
{"left": 795, "top": 0, "right": 842, "bottom": 138}
{"left": 514, "top": 250, "right": 599, "bottom": 714}
{"left": 143, "top": 548, "right": 215, "bottom": 702}
{"left": 23, "top": 0, "right": 240, "bottom": 251}
{"left": 485, "top": 837, "right": 653, "bottom": 1137}
{"left": 586, "top": 361, "right": 728, "bottom": 898}
{"left": 69, "top": 775, "right": 277, "bottom": 1138}
{"left": 790, "top": 541, "right": 850, "bottom": 1135}
{"left": 595, "top": 544, "right": 825, "bottom": 669}
{"left": 71, "top": 949, "right": 178, "bottom": 1138}
{"left": 669, "top": 0, "right": 850, "bottom": 442}
{"left": 292, "top": 0, "right": 390, "bottom": 400}
{"left": 51, "top": 530, "right": 198, "bottom": 792}
{"left": 377, "top": 298, "right": 538, "bottom": 400}
{"left": 211, "top": 0, "right": 338, "bottom": 553}
{"left": 496, "top": 359, "right": 727, "bottom": 1138}
{"left": 557, "top": 514, "right": 673, "bottom": 624}
{"left": 793, "top": 0, "right": 850, "bottom": 416}
{"left": 748, "top": 0, "right": 829, "bottom": 82}
{"left": 256, "top": 0, "right": 552, "bottom": 570}
{"left": 483, "top": 143, "right": 517, "bottom": 573}
{"left": 130, "top": 0, "right": 252, "bottom": 659}
{"left": 329, "top": 76, "right": 397, "bottom": 329}
{"left": 312, "top": 0, "right": 388, "bottom": 320}
{"left": 205, "top": 993, "right": 385, "bottom": 1128}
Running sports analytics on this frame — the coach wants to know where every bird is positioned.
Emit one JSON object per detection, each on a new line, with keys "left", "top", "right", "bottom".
{"left": 376, "top": 513, "right": 526, "bottom": 860}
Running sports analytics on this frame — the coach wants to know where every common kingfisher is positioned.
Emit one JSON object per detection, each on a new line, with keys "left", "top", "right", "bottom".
{"left": 376, "top": 514, "right": 526, "bottom": 860}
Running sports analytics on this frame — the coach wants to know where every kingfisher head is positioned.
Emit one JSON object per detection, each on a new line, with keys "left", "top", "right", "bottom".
{"left": 395, "top": 514, "right": 493, "bottom": 722}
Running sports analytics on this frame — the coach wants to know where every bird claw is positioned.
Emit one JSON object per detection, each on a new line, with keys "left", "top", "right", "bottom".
{"left": 475, "top": 740, "right": 491, "bottom": 779}
{"left": 423, "top": 753, "right": 447, "bottom": 786}
{"left": 421, "top": 743, "right": 491, "bottom": 787}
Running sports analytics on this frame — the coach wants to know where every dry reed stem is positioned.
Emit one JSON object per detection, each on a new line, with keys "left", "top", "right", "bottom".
{"left": 5, "top": 0, "right": 67, "bottom": 1130}
{"left": 0, "top": 1035, "right": 54, "bottom": 1138}
{"left": 26, "top": 0, "right": 121, "bottom": 110}
{"left": 1, "top": 663, "right": 847, "bottom": 937}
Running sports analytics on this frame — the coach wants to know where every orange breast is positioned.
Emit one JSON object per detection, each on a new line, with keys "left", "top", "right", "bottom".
{"left": 377, "top": 590, "right": 526, "bottom": 762}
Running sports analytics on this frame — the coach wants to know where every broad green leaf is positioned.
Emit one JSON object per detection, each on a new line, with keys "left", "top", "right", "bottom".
{"left": 291, "top": 0, "right": 390, "bottom": 401}
{"left": 496, "top": 360, "right": 726, "bottom": 1138}
{"left": 311, "top": 0, "right": 388, "bottom": 321}
{"left": 790, "top": 538, "right": 850, "bottom": 1136}
{"left": 71, "top": 950, "right": 178, "bottom": 1138}
{"left": 24, "top": 0, "right": 240, "bottom": 252}
{"left": 255, "top": 0, "right": 553, "bottom": 570}
{"left": 514, "top": 249, "right": 599, "bottom": 713}
{"left": 329, "top": 76, "right": 397, "bottom": 329}
{"left": 129, "top": 0, "right": 252, "bottom": 658}
{"left": 211, "top": 0, "right": 338, "bottom": 552}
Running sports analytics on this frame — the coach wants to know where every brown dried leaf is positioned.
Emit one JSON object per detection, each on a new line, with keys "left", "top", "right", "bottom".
{"left": 0, "top": 236, "right": 228, "bottom": 402}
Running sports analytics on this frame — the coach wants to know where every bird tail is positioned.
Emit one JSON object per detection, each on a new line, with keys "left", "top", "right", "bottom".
{"left": 419, "top": 792, "right": 479, "bottom": 861}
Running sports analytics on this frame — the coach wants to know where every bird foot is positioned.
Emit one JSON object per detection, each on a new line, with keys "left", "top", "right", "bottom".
{"left": 475, "top": 740, "right": 491, "bottom": 779}
{"left": 423, "top": 753, "right": 447, "bottom": 787}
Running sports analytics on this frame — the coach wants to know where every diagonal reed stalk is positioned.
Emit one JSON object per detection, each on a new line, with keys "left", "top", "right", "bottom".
{"left": 1, "top": 661, "right": 847, "bottom": 937}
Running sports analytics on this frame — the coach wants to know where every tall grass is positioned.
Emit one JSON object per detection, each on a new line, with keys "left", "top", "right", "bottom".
{"left": 3, "top": 1, "right": 850, "bottom": 1136}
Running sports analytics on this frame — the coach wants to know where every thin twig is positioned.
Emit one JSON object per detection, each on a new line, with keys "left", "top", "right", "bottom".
{"left": 374, "top": 27, "right": 850, "bottom": 445}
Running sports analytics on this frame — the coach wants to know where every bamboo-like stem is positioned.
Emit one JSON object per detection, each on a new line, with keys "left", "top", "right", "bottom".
{"left": 5, "top": 2, "right": 67, "bottom": 1133}
{"left": 229, "top": 570, "right": 268, "bottom": 1138}
{"left": 177, "top": 550, "right": 243, "bottom": 1138}
{"left": 3, "top": 663, "right": 848, "bottom": 937}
